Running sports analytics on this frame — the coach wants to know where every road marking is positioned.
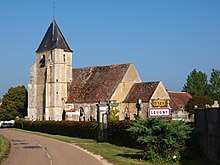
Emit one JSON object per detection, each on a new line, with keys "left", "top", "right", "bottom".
{"left": 35, "top": 141, "right": 53, "bottom": 165}
{"left": 47, "top": 153, "right": 51, "bottom": 158}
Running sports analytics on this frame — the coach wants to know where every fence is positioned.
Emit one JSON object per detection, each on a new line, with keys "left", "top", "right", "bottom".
{"left": 195, "top": 107, "right": 220, "bottom": 162}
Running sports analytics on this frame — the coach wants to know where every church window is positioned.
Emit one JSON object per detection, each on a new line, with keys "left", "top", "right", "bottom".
{"left": 56, "top": 92, "right": 58, "bottom": 94}
{"left": 39, "top": 55, "right": 45, "bottom": 67}
{"left": 63, "top": 54, "right": 66, "bottom": 62}
{"left": 56, "top": 79, "right": 58, "bottom": 82}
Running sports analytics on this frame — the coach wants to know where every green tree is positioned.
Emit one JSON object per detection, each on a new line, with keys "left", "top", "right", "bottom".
{"left": 127, "top": 118, "right": 192, "bottom": 162}
{"left": 209, "top": 69, "right": 220, "bottom": 101}
{"left": 0, "top": 85, "right": 27, "bottom": 121}
{"left": 109, "top": 106, "right": 119, "bottom": 121}
{"left": 183, "top": 69, "right": 208, "bottom": 96}
{"left": 185, "top": 96, "right": 213, "bottom": 115}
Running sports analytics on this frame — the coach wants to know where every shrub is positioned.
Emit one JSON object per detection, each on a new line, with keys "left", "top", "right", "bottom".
{"left": 127, "top": 118, "right": 193, "bottom": 163}
{"left": 185, "top": 96, "right": 213, "bottom": 115}
{"left": 14, "top": 120, "right": 99, "bottom": 140}
{"left": 107, "top": 120, "right": 137, "bottom": 147}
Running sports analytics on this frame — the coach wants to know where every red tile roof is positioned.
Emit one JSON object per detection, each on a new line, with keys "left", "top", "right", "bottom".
{"left": 168, "top": 92, "right": 192, "bottom": 110}
{"left": 67, "top": 63, "right": 131, "bottom": 103}
{"left": 123, "top": 82, "right": 160, "bottom": 103}
{"left": 65, "top": 108, "right": 78, "bottom": 112}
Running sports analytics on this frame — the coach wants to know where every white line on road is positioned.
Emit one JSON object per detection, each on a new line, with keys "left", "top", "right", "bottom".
{"left": 47, "top": 153, "right": 51, "bottom": 158}
{"left": 35, "top": 141, "right": 53, "bottom": 165}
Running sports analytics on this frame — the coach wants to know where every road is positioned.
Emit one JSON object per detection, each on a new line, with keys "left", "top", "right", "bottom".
{"left": 0, "top": 129, "right": 107, "bottom": 165}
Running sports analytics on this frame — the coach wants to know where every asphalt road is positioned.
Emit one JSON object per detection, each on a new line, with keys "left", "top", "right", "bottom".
{"left": 0, "top": 129, "right": 107, "bottom": 165}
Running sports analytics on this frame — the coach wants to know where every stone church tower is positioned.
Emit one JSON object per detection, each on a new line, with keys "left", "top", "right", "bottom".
{"left": 28, "top": 20, "right": 72, "bottom": 120}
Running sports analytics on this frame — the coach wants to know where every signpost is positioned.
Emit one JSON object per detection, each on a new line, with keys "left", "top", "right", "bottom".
{"left": 96, "top": 102, "right": 110, "bottom": 141}
{"left": 148, "top": 108, "right": 171, "bottom": 117}
{"left": 153, "top": 100, "right": 166, "bottom": 107}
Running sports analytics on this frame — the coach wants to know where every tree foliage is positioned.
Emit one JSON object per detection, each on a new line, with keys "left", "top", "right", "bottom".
{"left": 209, "top": 69, "right": 220, "bottom": 102}
{"left": 185, "top": 96, "right": 213, "bottom": 115}
{"left": 0, "top": 85, "right": 27, "bottom": 121}
{"left": 183, "top": 69, "right": 208, "bottom": 96}
{"left": 127, "top": 118, "right": 192, "bottom": 163}
{"left": 109, "top": 106, "right": 119, "bottom": 121}
{"left": 183, "top": 69, "right": 220, "bottom": 113}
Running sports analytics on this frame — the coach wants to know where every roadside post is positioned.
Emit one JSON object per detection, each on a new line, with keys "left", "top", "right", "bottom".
{"left": 96, "top": 102, "right": 110, "bottom": 141}
{"left": 135, "top": 99, "right": 142, "bottom": 119}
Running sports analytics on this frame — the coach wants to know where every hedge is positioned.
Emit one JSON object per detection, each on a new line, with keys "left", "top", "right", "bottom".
{"left": 107, "top": 120, "right": 138, "bottom": 147}
{"left": 14, "top": 120, "right": 138, "bottom": 146}
{"left": 14, "top": 120, "right": 99, "bottom": 140}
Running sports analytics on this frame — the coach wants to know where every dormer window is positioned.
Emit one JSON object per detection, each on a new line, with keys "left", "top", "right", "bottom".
{"left": 39, "top": 55, "right": 45, "bottom": 67}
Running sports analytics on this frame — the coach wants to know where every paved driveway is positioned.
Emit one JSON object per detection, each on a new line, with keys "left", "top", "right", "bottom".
{"left": 0, "top": 129, "right": 106, "bottom": 165}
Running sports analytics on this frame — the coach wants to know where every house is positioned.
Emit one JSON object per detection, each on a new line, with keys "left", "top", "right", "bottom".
{"left": 168, "top": 92, "right": 192, "bottom": 120}
{"left": 122, "top": 82, "right": 170, "bottom": 120}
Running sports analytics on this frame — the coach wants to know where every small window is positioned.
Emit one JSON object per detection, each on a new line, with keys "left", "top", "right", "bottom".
{"left": 39, "top": 55, "right": 45, "bottom": 67}
{"left": 63, "top": 54, "right": 66, "bottom": 62}
{"left": 56, "top": 79, "right": 58, "bottom": 82}
{"left": 56, "top": 92, "right": 58, "bottom": 94}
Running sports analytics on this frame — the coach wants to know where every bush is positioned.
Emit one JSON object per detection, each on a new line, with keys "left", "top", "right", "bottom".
{"left": 14, "top": 120, "right": 99, "bottom": 140}
{"left": 107, "top": 120, "right": 137, "bottom": 147}
{"left": 127, "top": 118, "right": 193, "bottom": 163}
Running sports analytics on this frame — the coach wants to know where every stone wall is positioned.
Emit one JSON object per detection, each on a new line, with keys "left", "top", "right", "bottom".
{"left": 195, "top": 108, "right": 220, "bottom": 162}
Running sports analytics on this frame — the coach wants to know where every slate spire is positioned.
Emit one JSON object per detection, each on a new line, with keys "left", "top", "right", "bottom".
{"left": 36, "top": 20, "right": 72, "bottom": 53}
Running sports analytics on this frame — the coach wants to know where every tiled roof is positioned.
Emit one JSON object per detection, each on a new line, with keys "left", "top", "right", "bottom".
{"left": 65, "top": 108, "right": 78, "bottom": 112}
{"left": 36, "top": 20, "right": 72, "bottom": 53}
{"left": 67, "top": 63, "right": 131, "bottom": 103}
{"left": 123, "top": 82, "right": 160, "bottom": 103}
{"left": 168, "top": 92, "right": 192, "bottom": 110}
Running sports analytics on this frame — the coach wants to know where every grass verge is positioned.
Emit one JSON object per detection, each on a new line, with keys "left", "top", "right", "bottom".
{"left": 0, "top": 134, "right": 10, "bottom": 164}
{"left": 12, "top": 128, "right": 218, "bottom": 165}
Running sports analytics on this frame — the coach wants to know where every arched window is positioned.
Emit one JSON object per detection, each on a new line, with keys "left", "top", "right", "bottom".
{"left": 39, "top": 55, "right": 45, "bottom": 67}
{"left": 124, "top": 106, "right": 130, "bottom": 120}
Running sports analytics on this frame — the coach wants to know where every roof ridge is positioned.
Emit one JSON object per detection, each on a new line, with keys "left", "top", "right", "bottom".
{"left": 169, "top": 91, "right": 187, "bottom": 94}
{"left": 73, "top": 63, "right": 132, "bottom": 70}
{"left": 134, "top": 81, "right": 160, "bottom": 85}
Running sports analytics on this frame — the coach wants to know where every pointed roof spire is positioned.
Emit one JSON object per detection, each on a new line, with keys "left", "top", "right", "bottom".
{"left": 36, "top": 20, "right": 72, "bottom": 53}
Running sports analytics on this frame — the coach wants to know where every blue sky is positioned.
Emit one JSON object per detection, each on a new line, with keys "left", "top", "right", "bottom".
{"left": 0, "top": 0, "right": 220, "bottom": 98}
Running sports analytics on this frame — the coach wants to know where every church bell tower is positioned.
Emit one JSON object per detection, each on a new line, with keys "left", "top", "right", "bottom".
{"left": 28, "top": 20, "right": 72, "bottom": 120}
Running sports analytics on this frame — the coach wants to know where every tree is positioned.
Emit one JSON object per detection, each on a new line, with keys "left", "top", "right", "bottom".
{"left": 209, "top": 69, "right": 220, "bottom": 101}
{"left": 183, "top": 69, "right": 209, "bottom": 96}
{"left": 127, "top": 118, "right": 192, "bottom": 162}
{"left": 109, "top": 106, "right": 119, "bottom": 121}
{"left": 0, "top": 85, "right": 27, "bottom": 121}
{"left": 185, "top": 96, "right": 213, "bottom": 115}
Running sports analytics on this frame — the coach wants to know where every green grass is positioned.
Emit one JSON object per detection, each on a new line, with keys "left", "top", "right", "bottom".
{"left": 0, "top": 134, "right": 10, "bottom": 164}
{"left": 11, "top": 128, "right": 156, "bottom": 165}
{"left": 12, "top": 128, "right": 218, "bottom": 165}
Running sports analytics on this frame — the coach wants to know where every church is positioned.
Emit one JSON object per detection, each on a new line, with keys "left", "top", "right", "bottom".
{"left": 28, "top": 20, "right": 172, "bottom": 121}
